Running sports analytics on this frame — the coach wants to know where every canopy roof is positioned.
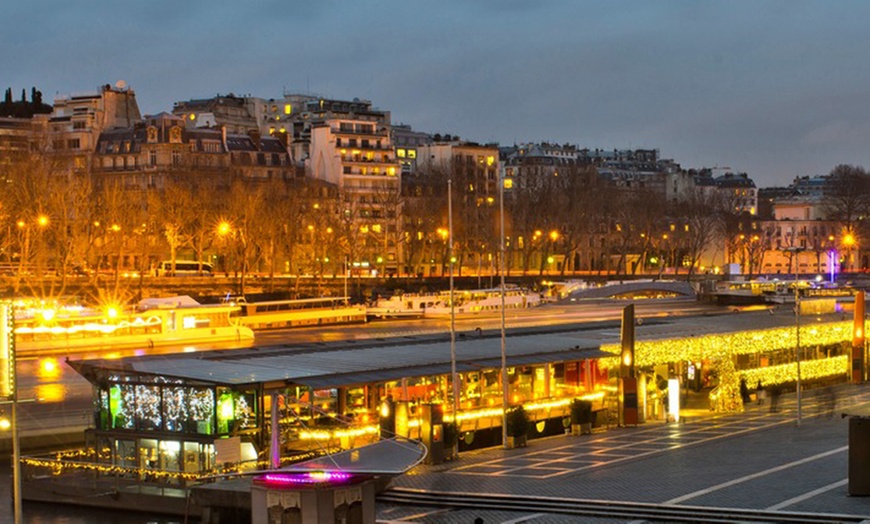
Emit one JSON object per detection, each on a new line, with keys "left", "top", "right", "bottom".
{"left": 69, "top": 328, "right": 607, "bottom": 389}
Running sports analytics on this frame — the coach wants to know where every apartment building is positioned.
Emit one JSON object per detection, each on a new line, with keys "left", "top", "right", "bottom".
{"left": 49, "top": 83, "right": 142, "bottom": 173}
{"left": 416, "top": 139, "right": 500, "bottom": 272}
{"left": 302, "top": 98, "right": 402, "bottom": 273}
{"left": 93, "top": 112, "right": 292, "bottom": 190}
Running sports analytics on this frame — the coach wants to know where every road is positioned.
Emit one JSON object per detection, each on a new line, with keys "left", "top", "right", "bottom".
{"left": 5, "top": 297, "right": 723, "bottom": 446}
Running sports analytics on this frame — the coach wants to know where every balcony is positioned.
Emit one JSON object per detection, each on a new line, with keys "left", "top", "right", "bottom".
{"left": 331, "top": 126, "right": 388, "bottom": 138}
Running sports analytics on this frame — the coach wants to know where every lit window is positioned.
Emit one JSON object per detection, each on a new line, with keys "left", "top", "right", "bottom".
{"left": 387, "top": 167, "right": 396, "bottom": 176}
{"left": 189, "top": 114, "right": 196, "bottom": 121}
{"left": 372, "top": 224, "right": 382, "bottom": 233}
{"left": 397, "top": 149, "right": 406, "bottom": 158}
{"left": 284, "top": 104, "right": 292, "bottom": 115}
{"left": 503, "top": 178, "right": 513, "bottom": 189}
{"left": 407, "top": 150, "right": 416, "bottom": 159}
{"left": 486, "top": 156, "right": 495, "bottom": 166}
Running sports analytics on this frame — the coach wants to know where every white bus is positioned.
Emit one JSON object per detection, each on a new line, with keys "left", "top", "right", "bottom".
{"left": 156, "top": 260, "right": 213, "bottom": 277}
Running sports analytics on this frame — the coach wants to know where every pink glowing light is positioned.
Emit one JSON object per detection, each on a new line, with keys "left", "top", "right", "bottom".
{"left": 258, "top": 471, "right": 352, "bottom": 486}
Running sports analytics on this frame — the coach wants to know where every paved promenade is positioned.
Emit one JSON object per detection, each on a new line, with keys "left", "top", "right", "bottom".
{"left": 377, "top": 383, "right": 870, "bottom": 523}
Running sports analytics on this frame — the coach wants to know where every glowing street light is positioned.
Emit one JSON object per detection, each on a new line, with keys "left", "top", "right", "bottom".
{"left": 843, "top": 231, "right": 857, "bottom": 272}
{"left": 217, "top": 220, "right": 232, "bottom": 237}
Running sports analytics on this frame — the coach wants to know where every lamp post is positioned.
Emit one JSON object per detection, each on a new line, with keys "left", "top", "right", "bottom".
{"left": 344, "top": 255, "right": 349, "bottom": 304}
{"left": 786, "top": 246, "right": 804, "bottom": 426}
{"left": 499, "top": 173, "right": 508, "bottom": 449}
{"left": 0, "top": 303, "right": 20, "bottom": 524}
{"left": 448, "top": 179, "right": 459, "bottom": 432}
{"left": 795, "top": 280, "right": 802, "bottom": 426}
{"left": 843, "top": 231, "right": 856, "bottom": 274}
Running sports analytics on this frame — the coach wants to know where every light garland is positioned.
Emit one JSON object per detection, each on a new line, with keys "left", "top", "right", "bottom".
{"left": 741, "top": 355, "right": 848, "bottom": 387}
{"left": 22, "top": 450, "right": 323, "bottom": 481}
{"left": 599, "top": 320, "right": 852, "bottom": 367}
{"left": 14, "top": 315, "right": 163, "bottom": 336}
{"left": 598, "top": 320, "right": 854, "bottom": 413}
{"left": 297, "top": 425, "right": 379, "bottom": 441}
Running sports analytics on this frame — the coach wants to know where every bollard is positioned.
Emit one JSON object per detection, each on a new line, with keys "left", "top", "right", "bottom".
{"left": 849, "top": 416, "right": 870, "bottom": 496}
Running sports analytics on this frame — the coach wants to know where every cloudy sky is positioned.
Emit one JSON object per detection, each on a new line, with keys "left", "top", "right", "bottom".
{"left": 5, "top": 1, "right": 870, "bottom": 187}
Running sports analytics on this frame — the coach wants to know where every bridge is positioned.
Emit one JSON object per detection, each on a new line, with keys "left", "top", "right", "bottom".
{"left": 565, "top": 280, "right": 696, "bottom": 300}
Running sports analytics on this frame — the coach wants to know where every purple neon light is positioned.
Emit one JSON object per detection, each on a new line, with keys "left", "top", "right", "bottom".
{"left": 259, "top": 471, "right": 352, "bottom": 485}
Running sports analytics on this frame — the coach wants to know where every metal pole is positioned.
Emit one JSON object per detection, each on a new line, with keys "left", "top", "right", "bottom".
{"left": 12, "top": 392, "right": 21, "bottom": 524}
{"left": 499, "top": 176, "right": 508, "bottom": 449}
{"left": 344, "top": 255, "right": 348, "bottom": 305}
{"left": 795, "top": 283, "right": 802, "bottom": 426}
{"left": 270, "top": 393, "right": 280, "bottom": 469}
{"left": 448, "top": 179, "right": 459, "bottom": 426}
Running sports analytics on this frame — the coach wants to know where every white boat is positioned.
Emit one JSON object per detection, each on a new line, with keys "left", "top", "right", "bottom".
{"left": 369, "top": 287, "right": 543, "bottom": 318}
{"left": 12, "top": 296, "right": 254, "bottom": 354}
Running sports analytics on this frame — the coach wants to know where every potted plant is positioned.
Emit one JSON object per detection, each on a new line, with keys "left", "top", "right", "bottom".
{"left": 570, "top": 399, "right": 593, "bottom": 435}
{"left": 505, "top": 406, "right": 530, "bottom": 448}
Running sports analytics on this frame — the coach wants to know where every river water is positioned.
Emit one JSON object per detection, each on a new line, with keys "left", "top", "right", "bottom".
{"left": 0, "top": 462, "right": 189, "bottom": 524}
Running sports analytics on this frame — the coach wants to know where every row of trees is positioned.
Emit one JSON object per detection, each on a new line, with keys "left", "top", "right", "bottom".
{"left": 2, "top": 146, "right": 867, "bottom": 301}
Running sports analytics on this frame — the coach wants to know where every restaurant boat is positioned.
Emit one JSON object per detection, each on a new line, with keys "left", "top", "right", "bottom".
{"left": 368, "top": 286, "right": 543, "bottom": 318}
{"left": 13, "top": 295, "right": 254, "bottom": 354}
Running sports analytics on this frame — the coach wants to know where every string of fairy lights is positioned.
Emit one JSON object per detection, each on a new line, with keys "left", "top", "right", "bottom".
{"left": 600, "top": 319, "right": 855, "bottom": 412}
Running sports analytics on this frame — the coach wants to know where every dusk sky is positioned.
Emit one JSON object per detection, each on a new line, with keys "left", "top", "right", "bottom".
{"left": 5, "top": 1, "right": 870, "bottom": 187}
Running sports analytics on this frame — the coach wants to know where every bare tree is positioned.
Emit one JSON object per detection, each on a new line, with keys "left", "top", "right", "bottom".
{"left": 678, "top": 189, "right": 725, "bottom": 278}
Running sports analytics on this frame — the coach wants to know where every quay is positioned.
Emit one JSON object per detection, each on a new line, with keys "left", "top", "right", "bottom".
{"left": 378, "top": 383, "right": 870, "bottom": 522}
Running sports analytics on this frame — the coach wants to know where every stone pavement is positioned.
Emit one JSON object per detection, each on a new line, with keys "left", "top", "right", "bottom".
{"left": 377, "top": 383, "right": 870, "bottom": 523}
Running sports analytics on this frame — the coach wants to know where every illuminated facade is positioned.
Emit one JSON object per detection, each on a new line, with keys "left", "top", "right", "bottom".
{"left": 756, "top": 198, "right": 846, "bottom": 275}
{"left": 416, "top": 140, "right": 500, "bottom": 274}
{"left": 306, "top": 98, "right": 403, "bottom": 273}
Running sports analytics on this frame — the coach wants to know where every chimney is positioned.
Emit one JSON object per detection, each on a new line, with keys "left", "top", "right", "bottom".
{"left": 249, "top": 129, "right": 261, "bottom": 149}
{"left": 221, "top": 125, "right": 227, "bottom": 151}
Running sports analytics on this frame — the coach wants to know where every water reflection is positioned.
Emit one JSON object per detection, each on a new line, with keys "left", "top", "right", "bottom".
{"left": 35, "top": 383, "right": 67, "bottom": 403}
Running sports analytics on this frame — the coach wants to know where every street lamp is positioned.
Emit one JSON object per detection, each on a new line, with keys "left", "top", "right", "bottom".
{"left": 843, "top": 231, "right": 856, "bottom": 274}
{"left": 447, "top": 179, "right": 459, "bottom": 444}
{"left": 499, "top": 172, "right": 508, "bottom": 449}
{"left": 786, "top": 246, "right": 805, "bottom": 426}
{"left": 437, "top": 228, "right": 448, "bottom": 276}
